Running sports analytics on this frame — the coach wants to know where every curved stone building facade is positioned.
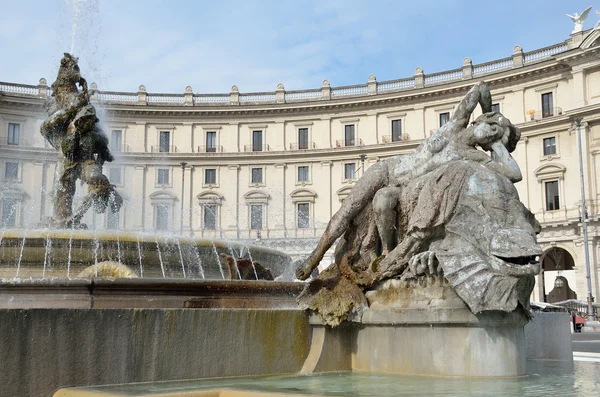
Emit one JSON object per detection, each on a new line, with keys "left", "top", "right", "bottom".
{"left": 1, "top": 28, "right": 600, "bottom": 302}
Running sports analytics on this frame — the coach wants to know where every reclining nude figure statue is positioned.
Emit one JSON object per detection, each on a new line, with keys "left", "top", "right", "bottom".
{"left": 296, "top": 81, "right": 520, "bottom": 281}
{"left": 296, "top": 81, "right": 542, "bottom": 326}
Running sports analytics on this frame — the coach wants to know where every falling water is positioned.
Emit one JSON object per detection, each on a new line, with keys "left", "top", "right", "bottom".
{"left": 155, "top": 236, "right": 166, "bottom": 278}
{"left": 14, "top": 231, "right": 27, "bottom": 279}
{"left": 136, "top": 235, "right": 143, "bottom": 277}
{"left": 176, "top": 239, "right": 186, "bottom": 278}
{"left": 115, "top": 229, "right": 122, "bottom": 264}
{"left": 42, "top": 231, "right": 52, "bottom": 278}
{"left": 228, "top": 245, "right": 242, "bottom": 279}
{"left": 245, "top": 246, "right": 259, "bottom": 280}
{"left": 93, "top": 228, "right": 99, "bottom": 277}
{"left": 211, "top": 241, "right": 225, "bottom": 279}
{"left": 193, "top": 245, "right": 205, "bottom": 279}
{"left": 66, "top": 227, "right": 74, "bottom": 278}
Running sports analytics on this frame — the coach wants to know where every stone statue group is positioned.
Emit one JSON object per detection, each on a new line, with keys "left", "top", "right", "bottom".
{"left": 296, "top": 82, "right": 542, "bottom": 325}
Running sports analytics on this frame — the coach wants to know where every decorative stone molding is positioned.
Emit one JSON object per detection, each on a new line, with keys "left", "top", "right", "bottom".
{"left": 290, "top": 188, "right": 317, "bottom": 203}
{"left": 184, "top": 86, "right": 193, "bottom": 105}
{"left": 89, "top": 82, "right": 98, "bottom": 100}
{"left": 276, "top": 83, "right": 285, "bottom": 103}
{"left": 138, "top": 85, "right": 147, "bottom": 104}
{"left": 230, "top": 85, "right": 239, "bottom": 105}
{"left": 414, "top": 67, "right": 424, "bottom": 88}
{"left": 37, "top": 78, "right": 48, "bottom": 97}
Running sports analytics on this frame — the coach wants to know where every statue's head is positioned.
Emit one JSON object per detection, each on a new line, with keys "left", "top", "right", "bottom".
{"left": 470, "top": 112, "right": 520, "bottom": 152}
{"left": 58, "top": 53, "right": 81, "bottom": 80}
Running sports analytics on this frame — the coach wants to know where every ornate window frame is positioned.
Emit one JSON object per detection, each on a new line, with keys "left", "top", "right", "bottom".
{"left": 534, "top": 163, "right": 566, "bottom": 213}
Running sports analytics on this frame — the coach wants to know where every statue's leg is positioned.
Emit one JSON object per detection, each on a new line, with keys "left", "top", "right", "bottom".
{"left": 376, "top": 230, "right": 428, "bottom": 280}
{"left": 54, "top": 161, "right": 79, "bottom": 225}
{"left": 295, "top": 162, "right": 389, "bottom": 280}
{"left": 372, "top": 187, "right": 401, "bottom": 254}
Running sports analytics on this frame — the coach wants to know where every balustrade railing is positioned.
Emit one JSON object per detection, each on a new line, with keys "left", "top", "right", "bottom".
{"left": 196, "top": 145, "right": 223, "bottom": 153}
{"left": 424, "top": 69, "right": 463, "bottom": 86}
{"left": 0, "top": 82, "right": 38, "bottom": 95}
{"left": 98, "top": 91, "right": 138, "bottom": 102}
{"left": 147, "top": 94, "right": 185, "bottom": 104}
{"left": 109, "top": 144, "right": 132, "bottom": 153}
{"left": 377, "top": 78, "right": 416, "bottom": 92}
{"left": 473, "top": 57, "right": 513, "bottom": 76}
{"left": 336, "top": 138, "right": 364, "bottom": 147}
{"left": 0, "top": 38, "right": 573, "bottom": 108}
{"left": 524, "top": 43, "right": 568, "bottom": 64}
{"left": 331, "top": 84, "right": 368, "bottom": 98}
{"left": 151, "top": 145, "right": 179, "bottom": 153}
{"left": 529, "top": 107, "right": 563, "bottom": 120}
{"left": 285, "top": 89, "right": 322, "bottom": 101}
{"left": 193, "top": 94, "right": 230, "bottom": 104}
{"left": 381, "top": 133, "right": 409, "bottom": 143}
{"left": 243, "top": 144, "right": 270, "bottom": 152}
{"left": 239, "top": 93, "right": 277, "bottom": 103}
{"left": 289, "top": 142, "right": 316, "bottom": 150}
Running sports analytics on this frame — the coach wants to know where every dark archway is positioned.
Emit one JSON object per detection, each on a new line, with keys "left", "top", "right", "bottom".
{"left": 541, "top": 247, "right": 575, "bottom": 271}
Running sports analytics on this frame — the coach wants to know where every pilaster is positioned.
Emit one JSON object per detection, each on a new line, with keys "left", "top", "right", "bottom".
{"left": 320, "top": 161, "right": 333, "bottom": 219}
{"left": 275, "top": 163, "right": 287, "bottom": 237}
{"left": 132, "top": 165, "right": 147, "bottom": 230}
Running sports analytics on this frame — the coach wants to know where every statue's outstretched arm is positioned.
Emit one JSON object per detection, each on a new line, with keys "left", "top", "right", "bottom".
{"left": 451, "top": 82, "right": 492, "bottom": 128}
{"left": 488, "top": 140, "right": 522, "bottom": 182}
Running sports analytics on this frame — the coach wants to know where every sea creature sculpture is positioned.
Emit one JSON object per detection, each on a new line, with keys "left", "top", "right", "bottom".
{"left": 40, "top": 53, "right": 122, "bottom": 228}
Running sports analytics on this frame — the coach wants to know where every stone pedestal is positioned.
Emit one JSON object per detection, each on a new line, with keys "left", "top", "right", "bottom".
{"left": 304, "top": 278, "right": 529, "bottom": 377}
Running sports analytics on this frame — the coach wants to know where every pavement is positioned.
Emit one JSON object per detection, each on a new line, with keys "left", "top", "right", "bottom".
{"left": 572, "top": 332, "right": 600, "bottom": 361}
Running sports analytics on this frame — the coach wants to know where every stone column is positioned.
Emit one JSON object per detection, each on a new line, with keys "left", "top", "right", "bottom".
{"left": 228, "top": 165, "right": 240, "bottom": 239}
{"left": 184, "top": 86, "right": 193, "bottom": 106}
{"left": 132, "top": 165, "right": 147, "bottom": 230}
{"left": 275, "top": 163, "right": 287, "bottom": 237}
{"left": 320, "top": 161, "right": 333, "bottom": 219}
{"left": 37, "top": 78, "right": 48, "bottom": 98}
{"left": 571, "top": 66, "right": 587, "bottom": 109}
{"left": 32, "top": 161, "right": 46, "bottom": 223}
{"left": 276, "top": 83, "right": 285, "bottom": 103}
{"left": 184, "top": 165, "right": 194, "bottom": 235}
{"left": 321, "top": 116, "right": 332, "bottom": 148}
{"left": 138, "top": 85, "right": 147, "bottom": 104}
{"left": 230, "top": 85, "right": 239, "bottom": 105}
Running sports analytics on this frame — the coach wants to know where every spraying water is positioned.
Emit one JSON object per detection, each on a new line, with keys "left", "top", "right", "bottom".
{"left": 176, "top": 239, "right": 186, "bottom": 278}
{"left": 211, "top": 241, "right": 225, "bottom": 279}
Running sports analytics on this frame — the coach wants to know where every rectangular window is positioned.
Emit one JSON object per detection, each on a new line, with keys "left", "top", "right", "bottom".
{"left": 206, "top": 131, "right": 216, "bottom": 152}
{"left": 439, "top": 112, "right": 450, "bottom": 127}
{"left": 252, "top": 130, "right": 263, "bottom": 151}
{"left": 203, "top": 205, "right": 217, "bottom": 230}
{"left": 344, "top": 125, "right": 355, "bottom": 146}
{"left": 4, "top": 162, "right": 18, "bottom": 180}
{"left": 110, "top": 130, "right": 122, "bottom": 152}
{"left": 298, "top": 128, "right": 309, "bottom": 149}
{"left": 106, "top": 210, "right": 119, "bottom": 230}
{"left": 109, "top": 168, "right": 122, "bottom": 184}
{"left": 491, "top": 103, "right": 500, "bottom": 113}
{"left": 391, "top": 119, "right": 402, "bottom": 142}
{"left": 205, "top": 168, "right": 217, "bottom": 184}
{"left": 7, "top": 123, "right": 20, "bottom": 145}
{"left": 251, "top": 167, "right": 263, "bottom": 184}
{"left": 545, "top": 181, "right": 560, "bottom": 211}
{"left": 250, "top": 204, "right": 263, "bottom": 230}
{"left": 155, "top": 204, "right": 169, "bottom": 231}
{"left": 159, "top": 131, "right": 170, "bottom": 152}
{"left": 1, "top": 199, "right": 17, "bottom": 227}
{"left": 542, "top": 92, "right": 554, "bottom": 118}
{"left": 157, "top": 168, "right": 169, "bottom": 185}
{"left": 297, "top": 203, "right": 310, "bottom": 229}
{"left": 344, "top": 163, "right": 356, "bottom": 180}
{"left": 543, "top": 137, "right": 556, "bottom": 156}
{"left": 298, "top": 166, "right": 309, "bottom": 182}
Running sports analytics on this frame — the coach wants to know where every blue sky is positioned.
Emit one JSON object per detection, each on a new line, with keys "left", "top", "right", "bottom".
{"left": 0, "top": 0, "right": 598, "bottom": 93}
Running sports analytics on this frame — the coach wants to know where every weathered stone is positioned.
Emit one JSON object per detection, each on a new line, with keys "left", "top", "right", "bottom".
{"left": 297, "top": 81, "right": 542, "bottom": 326}
{"left": 40, "top": 53, "right": 122, "bottom": 228}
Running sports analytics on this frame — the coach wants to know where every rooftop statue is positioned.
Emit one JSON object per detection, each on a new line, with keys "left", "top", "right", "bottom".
{"left": 40, "top": 53, "right": 122, "bottom": 228}
{"left": 296, "top": 81, "right": 542, "bottom": 326}
{"left": 567, "top": 6, "right": 593, "bottom": 34}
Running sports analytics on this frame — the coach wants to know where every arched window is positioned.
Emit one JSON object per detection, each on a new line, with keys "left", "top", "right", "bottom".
{"left": 197, "top": 191, "right": 224, "bottom": 232}
{"left": 149, "top": 191, "right": 177, "bottom": 232}
{"left": 541, "top": 247, "right": 575, "bottom": 271}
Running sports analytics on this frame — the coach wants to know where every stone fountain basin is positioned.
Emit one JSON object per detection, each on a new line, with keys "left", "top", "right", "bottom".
{"left": 0, "top": 229, "right": 291, "bottom": 279}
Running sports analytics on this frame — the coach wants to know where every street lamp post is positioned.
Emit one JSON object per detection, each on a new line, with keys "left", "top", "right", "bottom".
{"left": 359, "top": 154, "right": 366, "bottom": 177}
{"left": 575, "top": 118, "right": 596, "bottom": 321}
{"left": 180, "top": 162, "right": 187, "bottom": 235}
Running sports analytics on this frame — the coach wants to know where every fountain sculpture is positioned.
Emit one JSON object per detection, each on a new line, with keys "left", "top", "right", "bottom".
{"left": 296, "top": 81, "right": 542, "bottom": 326}
{"left": 41, "top": 53, "right": 122, "bottom": 229}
